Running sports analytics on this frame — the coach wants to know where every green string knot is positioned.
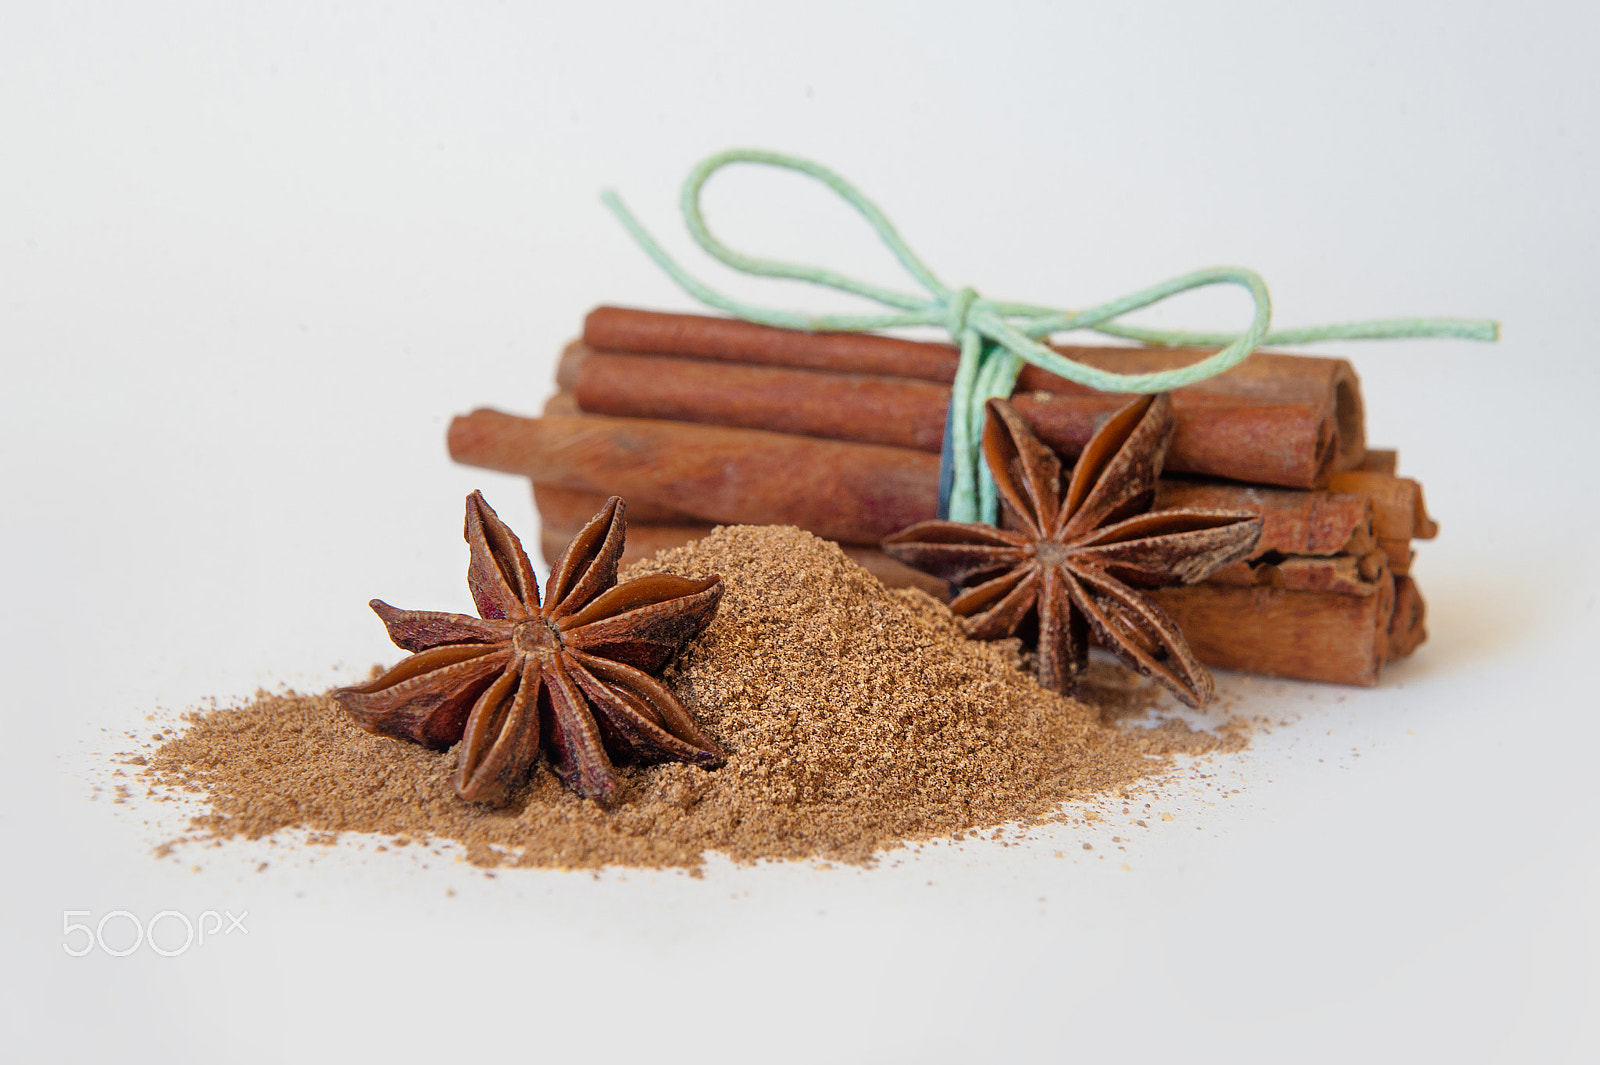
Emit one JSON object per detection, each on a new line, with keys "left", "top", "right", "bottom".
{"left": 944, "top": 286, "right": 979, "bottom": 339}
{"left": 601, "top": 148, "right": 1498, "bottom": 524}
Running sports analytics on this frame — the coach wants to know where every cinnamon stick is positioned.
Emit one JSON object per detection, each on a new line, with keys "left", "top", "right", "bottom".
{"left": 1191, "top": 473, "right": 1430, "bottom": 563}
{"left": 1149, "top": 574, "right": 1397, "bottom": 687}
{"left": 1326, "top": 470, "right": 1435, "bottom": 576}
{"left": 566, "top": 345, "right": 948, "bottom": 451}
{"left": 1152, "top": 481, "right": 1375, "bottom": 560}
{"left": 583, "top": 306, "right": 1367, "bottom": 472}
{"left": 450, "top": 408, "right": 937, "bottom": 545}
{"left": 583, "top": 305, "right": 958, "bottom": 382}
{"left": 1327, "top": 469, "right": 1438, "bottom": 539}
{"left": 462, "top": 408, "right": 1382, "bottom": 561}
{"left": 564, "top": 344, "right": 1338, "bottom": 488}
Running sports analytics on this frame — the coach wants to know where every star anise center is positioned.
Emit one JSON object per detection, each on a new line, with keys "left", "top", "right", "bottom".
{"left": 510, "top": 616, "right": 562, "bottom": 658}
{"left": 1034, "top": 541, "right": 1072, "bottom": 567}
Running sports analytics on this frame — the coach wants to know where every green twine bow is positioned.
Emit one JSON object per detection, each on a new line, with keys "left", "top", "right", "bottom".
{"left": 601, "top": 148, "right": 1498, "bottom": 525}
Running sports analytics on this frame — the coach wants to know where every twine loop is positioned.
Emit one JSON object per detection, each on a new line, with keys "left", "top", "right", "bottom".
{"left": 601, "top": 148, "right": 1498, "bottom": 524}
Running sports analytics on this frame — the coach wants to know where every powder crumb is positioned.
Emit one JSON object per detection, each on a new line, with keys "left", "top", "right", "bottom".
{"left": 140, "top": 526, "right": 1246, "bottom": 870}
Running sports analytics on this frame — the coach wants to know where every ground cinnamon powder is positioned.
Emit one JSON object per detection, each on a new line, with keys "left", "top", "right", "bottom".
{"left": 142, "top": 526, "right": 1244, "bottom": 869}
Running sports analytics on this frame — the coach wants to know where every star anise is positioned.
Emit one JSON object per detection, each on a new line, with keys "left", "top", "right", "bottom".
{"left": 333, "top": 491, "right": 725, "bottom": 806}
{"left": 883, "top": 395, "right": 1262, "bottom": 706}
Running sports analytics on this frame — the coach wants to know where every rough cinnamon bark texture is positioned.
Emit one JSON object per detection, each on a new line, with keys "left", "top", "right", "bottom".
{"left": 1327, "top": 470, "right": 1438, "bottom": 539}
{"left": 583, "top": 306, "right": 1367, "bottom": 478}
{"left": 1017, "top": 392, "right": 1335, "bottom": 489}
{"left": 1388, "top": 576, "right": 1427, "bottom": 661}
{"left": 448, "top": 409, "right": 938, "bottom": 545}
{"left": 1149, "top": 573, "right": 1398, "bottom": 686}
{"left": 566, "top": 342, "right": 1340, "bottom": 488}
{"left": 1152, "top": 481, "right": 1374, "bottom": 559}
{"left": 569, "top": 346, "right": 951, "bottom": 452}
{"left": 584, "top": 306, "right": 959, "bottom": 381}
{"left": 1326, "top": 470, "right": 1436, "bottom": 576}
{"left": 1205, "top": 554, "right": 1388, "bottom": 596}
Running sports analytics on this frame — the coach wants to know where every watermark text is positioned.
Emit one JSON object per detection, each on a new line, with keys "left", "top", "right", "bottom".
{"left": 62, "top": 909, "right": 248, "bottom": 956}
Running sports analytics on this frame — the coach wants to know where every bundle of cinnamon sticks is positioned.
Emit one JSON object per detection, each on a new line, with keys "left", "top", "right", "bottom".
{"left": 449, "top": 306, "right": 1438, "bottom": 686}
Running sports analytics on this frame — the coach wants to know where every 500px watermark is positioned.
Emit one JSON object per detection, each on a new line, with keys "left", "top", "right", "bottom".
{"left": 62, "top": 910, "right": 248, "bottom": 956}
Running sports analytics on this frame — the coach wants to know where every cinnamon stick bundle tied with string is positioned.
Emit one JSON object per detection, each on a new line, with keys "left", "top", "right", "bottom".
{"left": 446, "top": 304, "right": 1440, "bottom": 688}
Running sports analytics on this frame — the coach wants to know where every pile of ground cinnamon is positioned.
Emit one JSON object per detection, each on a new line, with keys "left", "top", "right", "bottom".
{"left": 141, "top": 526, "right": 1244, "bottom": 869}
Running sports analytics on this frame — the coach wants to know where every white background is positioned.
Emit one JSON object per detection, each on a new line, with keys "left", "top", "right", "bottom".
{"left": 3, "top": 3, "right": 1597, "bottom": 1062}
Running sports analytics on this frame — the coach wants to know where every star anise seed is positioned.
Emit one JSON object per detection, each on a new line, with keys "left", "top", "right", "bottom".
{"left": 334, "top": 492, "right": 725, "bottom": 806}
{"left": 883, "top": 394, "right": 1262, "bottom": 707}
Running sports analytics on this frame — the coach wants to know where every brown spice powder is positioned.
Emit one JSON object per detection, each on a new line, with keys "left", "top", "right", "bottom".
{"left": 141, "top": 526, "right": 1245, "bottom": 869}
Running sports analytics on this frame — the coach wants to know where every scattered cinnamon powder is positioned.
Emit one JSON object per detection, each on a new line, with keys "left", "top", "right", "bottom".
{"left": 141, "top": 526, "right": 1246, "bottom": 869}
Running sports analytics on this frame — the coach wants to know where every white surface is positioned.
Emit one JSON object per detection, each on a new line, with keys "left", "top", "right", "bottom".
{"left": 3, "top": 4, "right": 1597, "bottom": 1062}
